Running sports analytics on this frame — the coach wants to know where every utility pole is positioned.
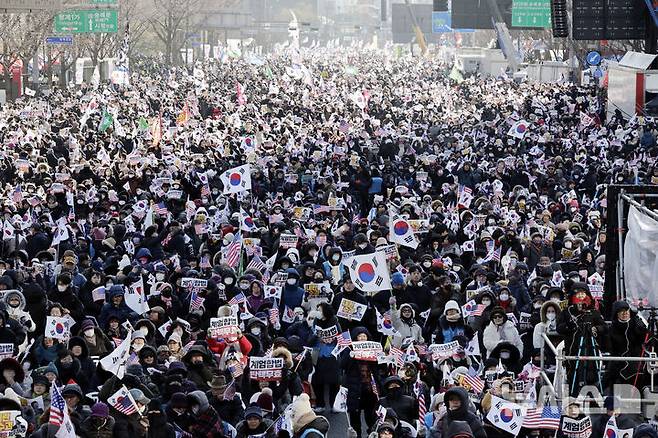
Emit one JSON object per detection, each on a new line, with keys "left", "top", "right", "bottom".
{"left": 403, "top": 0, "right": 427, "bottom": 55}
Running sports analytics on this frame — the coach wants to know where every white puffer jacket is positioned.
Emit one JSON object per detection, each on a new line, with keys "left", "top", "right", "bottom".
{"left": 483, "top": 320, "right": 523, "bottom": 358}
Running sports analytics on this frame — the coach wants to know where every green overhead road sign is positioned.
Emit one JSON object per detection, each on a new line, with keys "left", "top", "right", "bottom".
{"left": 54, "top": 9, "right": 118, "bottom": 33}
{"left": 511, "top": 0, "right": 551, "bottom": 28}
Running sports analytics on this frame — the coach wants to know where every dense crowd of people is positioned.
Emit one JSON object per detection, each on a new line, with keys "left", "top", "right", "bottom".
{"left": 0, "top": 47, "right": 655, "bottom": 438}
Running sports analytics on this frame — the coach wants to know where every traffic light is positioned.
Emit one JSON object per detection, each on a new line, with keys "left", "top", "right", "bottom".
{"left": 433, "top": 0, "right": 448, "bottom": 12}
{"left": 551, "top": 0, "right": 569, "bottom": 37}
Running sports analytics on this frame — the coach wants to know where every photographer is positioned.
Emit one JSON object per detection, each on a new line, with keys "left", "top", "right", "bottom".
{"left": 604, "top": 300, "right": 648, "bottom": 391}
{"left": 557, "top": 282, "right": 607, "bottom": 397}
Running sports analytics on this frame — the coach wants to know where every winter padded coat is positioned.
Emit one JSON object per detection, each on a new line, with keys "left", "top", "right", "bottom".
{"left": 483, "top": 320, "right": 523, "bottom": 358}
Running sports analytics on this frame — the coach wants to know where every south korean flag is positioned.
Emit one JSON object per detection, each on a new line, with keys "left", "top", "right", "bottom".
{"left": 347, "top": 252, "right": 392, "bottom": 293}
{"left": 220, "top": 164, "right": 252, "bottom": 194}
{"left": 389, "top": 214, "right": 419, "bottom": 249}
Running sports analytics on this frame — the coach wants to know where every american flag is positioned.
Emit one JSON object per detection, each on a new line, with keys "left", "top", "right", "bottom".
{"left": 337, "top": 331, "right": 352, "bottom": 348}
{"left": 228, "top": 361, "right": 244, "bottom": 378}
{"left": 109, "top": 387, "right": 138, "bottom": 416}
{"left": 228, "top": 292, "right": 246, "bottom": 306}
{"left": 223, "top": 379, "right": 236, "bottom": 401}
{"left": 313, "top": 204, "right": 330, "bottom": 215}
{"left": 12, "top": 185, "right": 22, "bottom": 203}
{"left": 223, "top": 233, "right": 242, "bottom": 268}
{"left": 154, "top": 202, "right": 168, "bottom": 216}
{"left": 201, "top": 184, "right": 211, "bottom": 197}
{"left": 390, "top": 346, "right": 405, "bottom": 368}
{"left": 522, "top": 405, "right": 561, "bottom": 430}
{"left": 49, "top": 384, "right": 66, "bottom": 426}
{"left": 189, "top": 290, "right": 205, "bottom": 312}
{"left": 245, "top": 256, "right": 266, "bottom": 273}
{"left": 459, "top": 374, "right": 485, "bottom": 393}
{"left": 268, "top": 307, "right": 280, "bottom": 326}
{"left": 161, "top": 232, "right": 173, "bottom": 247}
{"left": 200, "top": 255, "right": 211, "bottom": 269}
{"left": 415, "top": 379, "right": 426, "bottom": 427}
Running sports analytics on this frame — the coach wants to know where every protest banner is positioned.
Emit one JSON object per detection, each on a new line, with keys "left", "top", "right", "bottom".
{"left": 560, "top": 416, "right": 592, "bottom": 438}
{"left": 0, "top": 344, "right": 13, "bottom": 360}
{"left": 249, "top": 357, "right": 284, "bottom": 381}
{"left": 351, "top": 341, "right": 383, "bottom": 361}
{"left": 180, "top": 278, "right": 208, "bottom": 290}
{"left": 0, "top": 410, "right": 27, "bottom": 437}
{"left": 428, "top": 341, "right": 461, "bottom": 361}
{"left": 316, "top": 325, "right": 339, "bottom": 343}
{"left": 209, "top": 316, "right": 239, "bottom": 339}
{"left": 279, "top": 234, "right": 298, "bottom": 249}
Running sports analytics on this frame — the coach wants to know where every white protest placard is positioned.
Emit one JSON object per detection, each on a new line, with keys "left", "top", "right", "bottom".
{"left": 428, "top": 341, "right": 461, "bottom": 361}
{"left": 209, "top": 316, "right": 239, "bottom": 339}
{"left": 351, "top": 341, "right": 383, "bottom": 361}
{"left": 560, "top": 416, "right": 592, "bottom": 438}
{"left": 279, "top": 234, "right": 298, "bottom": 249}
{"left": 180, "top": 278, "right": 208, "bottom": 290}
{"left": 0, "top": 344, "right": 13, "bottom": 359}
{"left": 336, "top": 298, "right": 367, "bottom": 321}
{"left": 91, "top": 286, "right": 106, "bottom": 302}
{"left": 316, "top": 325, "right": 339, "bottom": 343}
{"left": 0, "top": 410, "right": 27, "bottom": 437}
{"left": 249, "top": 357, "right": 284, "bottom": 381}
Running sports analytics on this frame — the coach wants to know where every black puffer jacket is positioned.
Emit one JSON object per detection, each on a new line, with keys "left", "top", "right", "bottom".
{"left": 378, "top": 376, "right": 417, "bottom": 424}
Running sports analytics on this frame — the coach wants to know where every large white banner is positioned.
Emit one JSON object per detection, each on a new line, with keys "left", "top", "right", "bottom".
{"left": 624, "top": 205, "right": 658, "bottom": 305}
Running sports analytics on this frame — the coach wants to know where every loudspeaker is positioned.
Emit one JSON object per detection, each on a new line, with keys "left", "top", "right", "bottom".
{"left": 551, "top": 0, "right": 569, "bottom": 37}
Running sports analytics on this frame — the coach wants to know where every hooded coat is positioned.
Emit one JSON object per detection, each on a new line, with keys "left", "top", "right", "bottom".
{"left": 441, "top": 387, "right": 486, "bottom": 438}
{"left": 339, "top": 326, "right": 380, "bottom": 411}
{"left": 532, "top": 301, "right": 562, "bottom": 349}
{"left": 81, "top": 415, "right": 116, "bottom": 438}
{"left": 390, "top": 303, "right": 424, "bottom": 348}
{"left": 378, "top": 376, "right": 417, "bottom": 424}
{"left": 605, "top": 300, "right": 648, "bottom": 383}
{"left": 187, "top": 390, "right": 224, "bottom": 438}
{"left": 482, "top": 309, "right": 523, "bottom": 358}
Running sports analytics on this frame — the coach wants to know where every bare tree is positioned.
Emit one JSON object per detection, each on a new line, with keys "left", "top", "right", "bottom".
{"left": 0, "top": 12, "right": 53, "bottom": 100}
{"left": 149, "top": 0, "right": 201, "bottom": 66}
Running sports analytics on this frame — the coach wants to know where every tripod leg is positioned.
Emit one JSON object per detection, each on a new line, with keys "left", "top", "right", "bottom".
{"left": 571, "top": 335, "right": 586, "bottom": 396}
{"left": 590, "top": 335, "right": 603, "bottom": 393}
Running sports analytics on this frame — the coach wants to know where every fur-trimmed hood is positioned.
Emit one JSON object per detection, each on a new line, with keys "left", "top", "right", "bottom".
{"left": 272, "top": 346, "right": 293, "bottom": 369}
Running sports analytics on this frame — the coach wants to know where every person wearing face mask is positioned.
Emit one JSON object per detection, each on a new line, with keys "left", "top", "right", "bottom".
{"left": 322, "top": 247, "right": 345, "bottom": 284}
{"left": 604, "top": 300, "right": 648, "bottom": 390}
{"left": 186, "top": 390, "right": 224, "bottom": 437}
{"left": 134, "top": 319, "right": 157, "bottom": 347}
{"left": 147, "top": 283, "right": 182, "bottom": 320}
{"left": 405, "top": 265, "right": 432, "bottom": 312}
{"left": 353, "top": 233, "right": 375, "bottom": 255}
{"left": 506, "top": 264, "right": 532, "bottom": 313}
{"left": 556, "top": 282, "right": 607, "bottom": 396}
{"left": 466, "top": 291, "right": 497, "bottom": 334}
{"left": 532, "top": 301, "right": 562, "bottom": 359}
{"left": 309, "top": 304, "right": 342, "bottom": 413}
{"left": 389, "top": 299, "right": 424, "bottom": 348}
{"left": 99, "top": 285, "right": 136, "bottom": 330}
{"left": 244, "top": 317, "right": 271, "bottom": 356}
{"left": 51, "top": 273, "right": 85, "bottom": 322}
{"left": 434, "top": 300, "right": 474, "bottom": 346}
{"left": 378, "top": 376, "right": 417, "bottom": 425}
{"left": 3, "top": 290, "right": 34, "bottom": 334}
{"left": 280, "top": 268, "right": 305, "bottom": 312}
{"left": 81, "top": 402, "right": 115, "bottom": 438}
{"left": 523, "top": 231, "right": 554, "bottom": 271}
{"left": 183, "top": 346, "right": 215, "bottom": 391}
{"left": 77, "top": 319, "right": 114, "bottom": 356}
{"left": 55, "top": 350, "right": 88, "bottom": 393}
{"left": 440, "top": 387, "right": 487, "bottom": 438}
{"left": 483, "top": 307, "right": 524, "bottom": 359}
{"left": 285, "top": 309, "right": 316, "bottom": 343}
{"left": 112, "top": 388, "right": 151, "bottom": 436}
{"left": 131, "top": 332, "right": 147, "bottom": 356}
{"left": 496, "top": 286, "right": 517, "bottom": 315}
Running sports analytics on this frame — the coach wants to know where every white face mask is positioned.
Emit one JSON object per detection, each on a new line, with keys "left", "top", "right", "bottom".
{"left": 132, "top": 342, "right": 143, "bottom": 351}
{"left": 156, "top": 273, "right": 165, "bottom": 281}
{"left": 481, "top": 299, "right": 492, "bottom": 307}
{"left": 139, "top": 327, "right": 149, "bottom": 336}
{"left": 239, "top": 282, "right": 249, "bottom": 290}
{"left": 309, "top": 250, "right": 317, "bottom": 257}
{"left": 57, "top": 285, "right": 67, "bottom": 292}
{"left": 224, "top": 277, "right": 234, "bottom": 285}
{"left": 500, "top": 293, "right": 509, "bottom": 301}
{"left": 84, "top": 329, "right": 94, "bottom": 337}
{"left": 423, "top": 262, "right": 431, "bottom": 268}
{"left": 332, "top": 254, "right": 340, "bottom": 261}
{"left": 500, "top": 351, "right": 511, "bottom": 359}
{"left": 358, "top": 243, "right": 367, "bottom": 249}
{"left": 251, "top": 327, "right": 261, "bottom": 336}
{"left": 546, "top": 312, "right": 556, "bottom": 321}
{"left": 416, "top": 281, "right": 423, "bottom": 287}
{"left": 551, "top": 297, "right": 561, "bottom": 303}
{"left": 287, "top": 279, "right": 296, "bottom": 285}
